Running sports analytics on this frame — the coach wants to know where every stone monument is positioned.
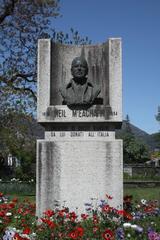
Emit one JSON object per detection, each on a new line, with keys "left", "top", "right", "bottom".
{"left": 36, "top": 39, "right": 123, "bottom": 217}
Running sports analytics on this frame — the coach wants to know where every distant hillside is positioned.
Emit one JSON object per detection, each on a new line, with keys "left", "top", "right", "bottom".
{"left": 30, "top": 118, "right": 159, "bottom": 151}
{"left": 116, "top": 121, "right": 158, "bottom": 150}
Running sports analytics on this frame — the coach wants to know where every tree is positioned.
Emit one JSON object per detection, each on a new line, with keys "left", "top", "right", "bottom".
{"left": 0, "top": 110, "right": 44, "bottom": 179}
{"left": 123, "top": 133, "right": 149, "bottom": 164}
{"left": 156, "top": 106, "right": 160, "bottom": 123}
{"left": 0, "top": 0, "right": 91, "bottom": 113}
{"left": 117, "top": 115, "right": 150, "bottom": 164}
{"left": 153, "top": 106, "right": 160, "bottom": 150}
{"left": 0, "top": 0, "right": 91, "bottom": 178}
{"left": 125, "top": 114, "right": 132, "bottom": 134}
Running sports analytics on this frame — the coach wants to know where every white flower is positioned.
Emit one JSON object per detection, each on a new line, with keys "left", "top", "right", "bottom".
{"left": 127, "top": 233, "right": 131, "bottom": 238}
{"left": 131, "top": 224, "right": 138, "bottom": 229}
{"left": 123, "top": 222, "right": 131, "bottom": 228}
{"left": 21, "top": 234, "right": 30, "bottom": 239}
{"left": 141, "top": 199, "right": 147, "bottom": 205}
{"left": 0, "top": 220, "right": 2, "bottom": 223}
{"left": 6, "top": 212, "right": 12, "bottom": 216}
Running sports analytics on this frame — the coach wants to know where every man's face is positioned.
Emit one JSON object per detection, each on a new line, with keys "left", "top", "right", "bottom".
{"left": 71, "top": 58, "right": 88, "bottom": 79}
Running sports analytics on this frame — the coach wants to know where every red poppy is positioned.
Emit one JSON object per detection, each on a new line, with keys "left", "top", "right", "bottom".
{"left": 0, "top": 210, "right": 5, "bottom": 217}
{"left": 68, "top": 230, "right": 79, "bottom": 239}
{"left": 76, "top": 226, "right": 84, "bottom": 237}
{"left": 57, "top": 208, "right": 68, "bottom": 217}
{"left": 81, "top": 213, "right": 88, "bottom": 220}
{"left": 117, "top": 209, "right": 133, "bottom": 220}
{"left": 102, "top": 204, "right": 111, "bottom": 213}
{"left": 12, "top": 198, "right": 18, "bottom": 203}
{"left": 41, "top": 218, "right": 56, "bottom": 229}
{"left": 102, "top": 229, "right": 114, "bottom": 240}
{"left": 13, "top": 233, "right": 29, "bottom": 240}
{"left": 7, "top": 203, "right": 15, "bottom": 209}
{"left": 43, "top": 209, "right": 55, "bottom": 217}
{"left": 22, "top": 227, "right": 31, "bottom": 235}
{"left": 67, "top": 211, "right": 77, "bottom": 222}
{"left": 93, "top": 215, "right": 99, "bottom": 224}
{"left": 124, "top": 212, "right": 133, "bottom": 221}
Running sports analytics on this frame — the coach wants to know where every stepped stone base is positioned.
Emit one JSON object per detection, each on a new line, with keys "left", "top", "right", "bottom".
{"left": 36, "top": 139, "right": 123, "bottom": 217}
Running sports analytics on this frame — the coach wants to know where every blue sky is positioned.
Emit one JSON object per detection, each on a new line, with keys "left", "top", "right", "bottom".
{"left": 53, "top": 0, "right": 160, "bottom": 134}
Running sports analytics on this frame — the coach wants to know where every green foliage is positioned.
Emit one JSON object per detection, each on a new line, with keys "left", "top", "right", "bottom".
{"left": 0, "top": 110, "right": 37, "bottom": 180}
{"left": 123, "top": 133, "right": 150, "bottom": 163}
{"left": 117, "top": 115, "right": 150, "bottom": 163}
{"left": 156, "top": 106, "right": 160, "bottom": 123}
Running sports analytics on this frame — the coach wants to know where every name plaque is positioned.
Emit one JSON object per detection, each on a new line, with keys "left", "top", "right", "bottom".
{"left": 45, "top": 131, "right": 115, "bottom": 140}
{"left": 39, "top": 105, "right": 121, "bottom": 123}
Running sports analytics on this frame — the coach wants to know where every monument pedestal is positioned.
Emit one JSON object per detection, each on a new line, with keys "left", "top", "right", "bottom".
{"left": 36, "top": 38, "right": 123, "bottom": 217}
{"left": 36, "top": 132, "right": 123, "bottom": 216}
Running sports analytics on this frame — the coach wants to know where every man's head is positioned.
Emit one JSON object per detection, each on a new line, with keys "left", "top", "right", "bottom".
{"left": 71, "top": 57, "right": 88, "bottom": 80}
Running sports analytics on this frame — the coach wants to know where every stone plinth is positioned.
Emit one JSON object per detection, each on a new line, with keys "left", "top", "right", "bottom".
{"left": 36, "top": 133, "right": 123, "bottom": 216}
{"left": 36, "top": 38, "right": 123, "bottom": 217}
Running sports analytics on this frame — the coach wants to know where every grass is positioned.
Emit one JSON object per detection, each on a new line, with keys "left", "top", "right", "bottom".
{"left": 124, "top": 186, "right": 160, "bottom": 202}
{"left": 8, "top": 194, "right": 35, "bottom": 203}
{"left": 0, "top": 182, "right": 35, "bottom": 195}
{"left": 4, "top": 187, "right": 160, "bottom": 204}
{"left": 1, "top": 182, "right": 160, "bottom": 203}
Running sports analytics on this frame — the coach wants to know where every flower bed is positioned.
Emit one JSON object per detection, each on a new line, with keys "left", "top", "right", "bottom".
{"left": 0, "top": 192, "right": 160, "bottom": 239}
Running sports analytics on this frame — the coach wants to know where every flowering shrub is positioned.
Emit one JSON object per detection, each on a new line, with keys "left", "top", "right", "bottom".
{"left": 0, "top": 192, "right": 160, "bottom": 239}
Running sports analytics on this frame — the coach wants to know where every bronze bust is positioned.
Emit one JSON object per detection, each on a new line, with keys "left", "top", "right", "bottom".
{"left": 60, "top": 57, "right": 101, "bottom": 106}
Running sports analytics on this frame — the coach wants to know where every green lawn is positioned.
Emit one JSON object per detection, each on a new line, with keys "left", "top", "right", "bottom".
{"left": 8, "top": 194, "right": 35, "bottom": 203}
{"left": 124, "top": 186, "right": 160, "bottom": 202}
{"left": 2, "top": 186, "right": 160, "bottom": 203}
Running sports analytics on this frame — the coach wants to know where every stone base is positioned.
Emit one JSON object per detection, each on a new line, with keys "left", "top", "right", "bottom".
{"left": 36, "top": 139, "right": 123, "bottom": 217}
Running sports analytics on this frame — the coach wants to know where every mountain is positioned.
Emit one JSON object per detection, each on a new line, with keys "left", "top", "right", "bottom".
{"left": 116, "top": 121, "right": 158, "bottom": 150}
{"left": 31, "top": 118, "right": 159, "bottom": 151}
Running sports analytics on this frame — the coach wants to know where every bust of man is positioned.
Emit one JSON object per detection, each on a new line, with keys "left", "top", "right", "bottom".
{"left": 60, "top": 57, "right": 101, "bottom": 106}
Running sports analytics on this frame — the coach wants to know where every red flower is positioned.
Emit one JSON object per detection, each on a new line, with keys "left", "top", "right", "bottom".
{"left": 43, "top": 209, "right": 54, "bottom": 217}
{"left": 57, "top": 208, "right": 68, "bottom": 217}
{"left": 102, "top": 229, "right": 114, "bottom": 240}
{"left": 68, "top": 231, "right": 79, "bottom": 239}
{"left": 12, "top": 197, "right": 18, "bottom": 203}
{"left": 102, "top": 204, "right": 111, "bottom": 213}
{"left": 66, "top": 211, "right": 77, "bottom": 222}
{"left": 93, "top": 226, "right": 99, "bottom": 233}
{"left": 41, "top": 218, "right": 56, "bottom": 229}
{"left": 23, "top": 227, "right": 31, "bottom": 235}
{"left": 93, "top": 214, "right": 99, "bottom": 224}
{"left": 124, "top": 212, "right": 133, "bottom": 221}
{"left": 117, "top": 209, "right": 133, "bottom": 220}
{"left": 0, "top": 210, "right": 5, "bottom": 217}
{"left": 106, "top": 194, "right": 113, "bottom": 200}
{"left": 0, "top": 192, "right": 3, "bottom": 197}
{"left": 123, "top": 195, "right": 132, "bottom": 203}
{"left": 13, "top": 233, "right": 29, "bottom": 240}
{"left": 76, "top": 226, "right": 84, "bottom": 237}
{"left": 81, "top": 213, "right": 88, "bottom": 220}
